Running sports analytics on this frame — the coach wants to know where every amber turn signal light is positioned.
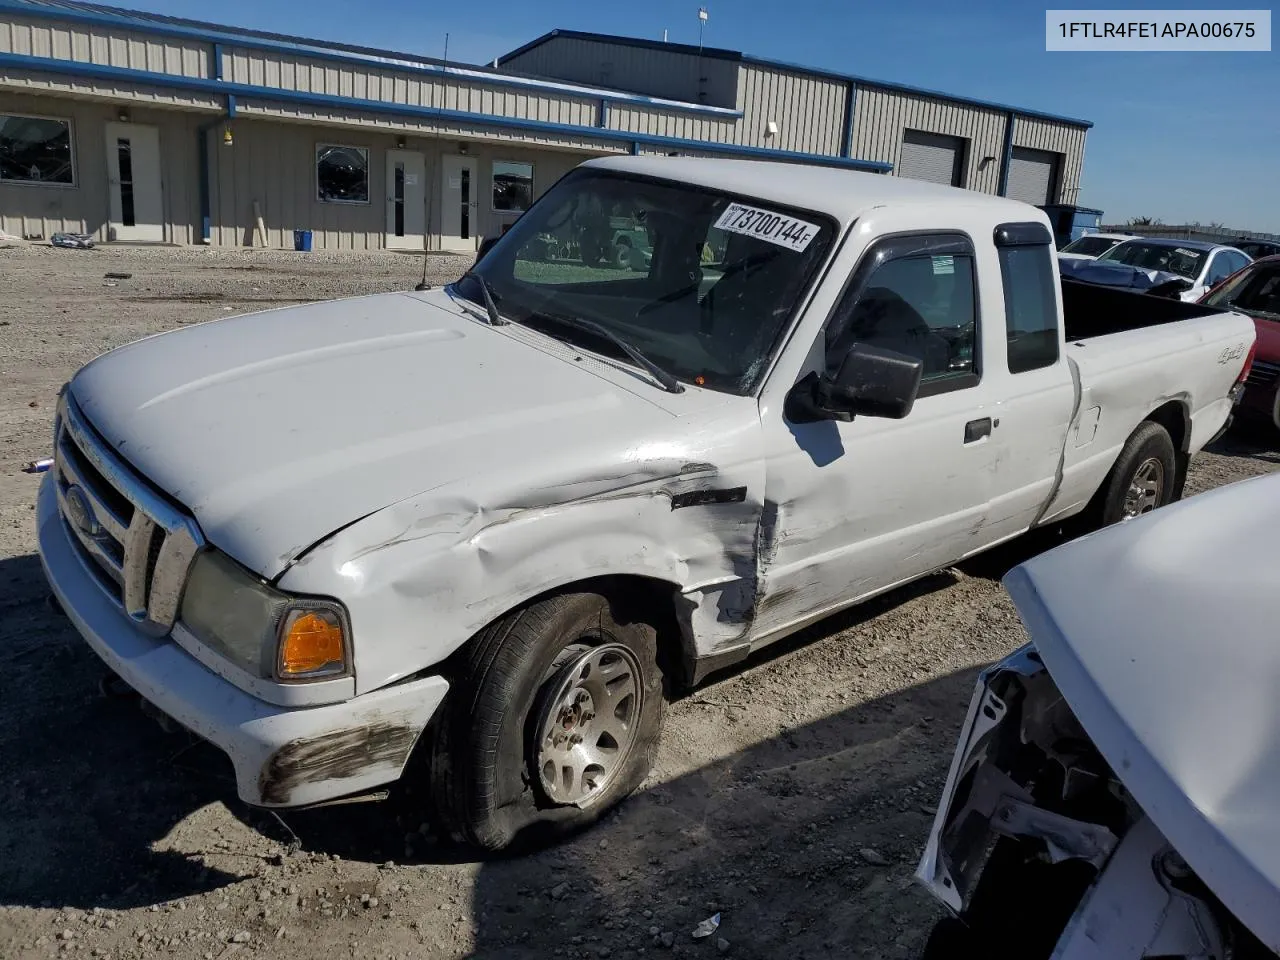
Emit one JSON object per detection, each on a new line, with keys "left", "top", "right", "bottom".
{"left": 277, "top": 607, "right": 346, "bottom": 678}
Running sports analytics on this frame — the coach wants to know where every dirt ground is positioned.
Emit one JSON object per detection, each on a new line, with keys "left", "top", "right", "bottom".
{"left": 2, "top": 242, "right": 1277, "bottom": 960}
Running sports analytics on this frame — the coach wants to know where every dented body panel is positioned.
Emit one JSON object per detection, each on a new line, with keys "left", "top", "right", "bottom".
{"left": 35, "top": 155, "right": 1257, "bottom": 810}
{"left": 917, "top": 471, "right": 1280, "bottom": 957}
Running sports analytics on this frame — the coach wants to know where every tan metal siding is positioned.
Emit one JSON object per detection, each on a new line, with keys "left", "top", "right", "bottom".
{"left": 1013, "top": 117, "right": 1086, "bottom": 205}
{"left": 222, "top": 47, "right": 599, "bottom": 128}
{"left": 207, "top": 115, "right": 612, "bottom": 250}
{"left": 852, "top": 88, "right": 1007, "bottom": 194}
{"left": 234, "top": 98, "right": 621, "bottom": 153}
{"left": 501, "top": 35, "right": 739, "bottom": 109}
{"left": 606, "top": 105, "right": 738, "bottom": 144}
{"left": 0, "top": 63, "right": 221, "bottom": 109}
{"left": 736, "top": 64, "right": 845, "bottom": 155}
{"left": 0, "top": 91, "right": 200, "bottom": 243}
{"left": 0, "top": 13, "right": 209, "bottom": 77}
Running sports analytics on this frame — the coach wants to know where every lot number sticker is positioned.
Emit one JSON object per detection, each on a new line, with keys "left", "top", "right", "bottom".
{"left": 714, "top": 202, "right": 820, "bottom": 253}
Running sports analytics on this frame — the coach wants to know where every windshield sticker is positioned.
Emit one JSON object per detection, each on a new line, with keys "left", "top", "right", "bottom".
{"left": 713, "top": 203, "right": 820, "bottom": 253}
{"left": 932, "top": 255, "right": 954, "bottom": 276}
{"left": 1174, "top": 248, "right": 1199, "bottom": 257}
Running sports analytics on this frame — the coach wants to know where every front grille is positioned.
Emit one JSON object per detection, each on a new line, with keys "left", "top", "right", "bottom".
{"left": 1246, "top": 359, "right": 1280, "bottom": 388}
{"left": 53, "top": 392, "right": 203, "bottom": 636}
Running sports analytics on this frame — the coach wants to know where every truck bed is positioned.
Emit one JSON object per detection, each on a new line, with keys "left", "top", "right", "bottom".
{"left": 1061, "top": 277, "right": 1225, "bottom": 341}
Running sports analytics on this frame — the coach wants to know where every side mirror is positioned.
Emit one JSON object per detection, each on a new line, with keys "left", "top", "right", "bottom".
{"left": 785, "top": 343, "right": 923, "bottom": 423}
{"left": 473, "top": 235, "right": 500, "bottom": 267}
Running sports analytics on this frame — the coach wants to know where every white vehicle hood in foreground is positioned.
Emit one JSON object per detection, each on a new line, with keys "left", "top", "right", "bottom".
{"left": 69, "top": 290, "right": 731, "bottom": 580}
{"left": 1004, "top": 471, "right": 1280, "bottom": 950}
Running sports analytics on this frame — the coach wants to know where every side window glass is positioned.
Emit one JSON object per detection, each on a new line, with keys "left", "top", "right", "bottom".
{"left": 825, "top": 250, "right": 979, "bottom": 393}
{"left": 998, "top": 244, "right": 1059, "bottom": 373}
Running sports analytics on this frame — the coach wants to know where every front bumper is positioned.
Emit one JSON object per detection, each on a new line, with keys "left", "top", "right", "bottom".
{"left": 36, "top": 475, "right": 449, "bottom": 807}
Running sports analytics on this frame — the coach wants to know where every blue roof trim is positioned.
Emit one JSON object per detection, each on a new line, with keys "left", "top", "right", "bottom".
{"left": 0, "top": 0, "right": 743, "bottom": 119}
{"left": 499, "top": 29, "right": 1094, "bottom": 130}
{"left": 0, "top": 52, "right": 892, "bottom": 172}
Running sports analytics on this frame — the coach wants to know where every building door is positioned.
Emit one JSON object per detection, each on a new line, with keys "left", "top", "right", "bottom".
{"left": 899, "top": 130, "right": 966, "bottom": 187}
{"left": 440, "top": 155, "right": 479, "bottom": 253}
{"left": 386, "top": 150, "right": 426, "bottom": 250}
{"left": 1006, "top": 147, "right": 1059, "bottom": 205}
{"left": 104, "top": 122, "right": 164, "bottom": 242}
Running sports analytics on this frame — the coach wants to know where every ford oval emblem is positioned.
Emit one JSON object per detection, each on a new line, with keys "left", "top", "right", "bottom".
{"left": 64, "top": 484, "right": 101, "bottom": 538}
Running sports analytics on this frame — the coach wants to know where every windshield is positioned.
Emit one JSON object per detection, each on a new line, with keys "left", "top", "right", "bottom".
{"left": 1097, "top": 241, "right": 1205, "bottom": 279}
{"left": 1060, "top": 235, "right": 1122, "bottom": 257}
{"left": 454, "top": 169, "right": 836, "bottom": 395}
{"left": 1203, "top": 263, "right": 1280, "bottom": 320}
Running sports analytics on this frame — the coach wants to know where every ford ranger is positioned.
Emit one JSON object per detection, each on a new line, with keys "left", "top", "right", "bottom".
{"left": 36, "top": 156, "right": 1256, "bottom": 851}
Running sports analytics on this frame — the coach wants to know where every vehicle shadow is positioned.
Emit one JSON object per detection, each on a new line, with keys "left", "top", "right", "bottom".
{"left": 457, "top": 666, "right": 979, "bottom": 959}
{"left": 0, "top": 553, "right": 249, "bottom": 911}
{"left": 1204, "top": 417, "right": 1280, "bottom": 464}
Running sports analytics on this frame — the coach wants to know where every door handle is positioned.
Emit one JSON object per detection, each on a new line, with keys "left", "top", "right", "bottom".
{"left": 964, "top": 417, "right": 992, "bottom": 443}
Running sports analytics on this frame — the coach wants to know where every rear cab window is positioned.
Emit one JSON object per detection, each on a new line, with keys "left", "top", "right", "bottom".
{"left": 994, "top": 222, "right": 1060, "bottom": 373}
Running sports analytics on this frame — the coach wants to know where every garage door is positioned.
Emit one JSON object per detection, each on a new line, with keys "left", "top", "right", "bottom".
{"left": 898, "top": 130, "right": 965, "bottom": 187}
{"left": 1006, "top": 147, "right": 1059, "bottom": 205}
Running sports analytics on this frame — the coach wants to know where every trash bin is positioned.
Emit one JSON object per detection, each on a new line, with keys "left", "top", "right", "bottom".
{"left": 293, "top": 229, "right": 313, "bottom": 252}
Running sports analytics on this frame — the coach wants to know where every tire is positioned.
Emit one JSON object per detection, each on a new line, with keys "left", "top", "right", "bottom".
{"left": 1094, "top": 420, "right": 1178, "bottom": 527}
{"left": 613, "top": 240, "right": 633, "bottom": 270}
{"left": 428, "top": 591, "right": 666, "bottom": 852}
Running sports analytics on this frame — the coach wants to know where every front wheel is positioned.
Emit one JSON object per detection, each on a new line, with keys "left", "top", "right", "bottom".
{"left": 427, "top": 591, "right": 666, "bottom": 852}
{"left": 1096, "top": 420, "right": 1177, "bottom": 526}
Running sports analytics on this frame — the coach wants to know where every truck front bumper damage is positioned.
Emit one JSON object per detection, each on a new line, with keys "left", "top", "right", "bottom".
{"left": 36, "top": 478, "right": 449, "bottom": 808}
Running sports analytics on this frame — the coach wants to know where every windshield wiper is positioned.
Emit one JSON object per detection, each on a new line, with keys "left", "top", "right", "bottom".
{"left": 526, "top": 311, "right": 684, "bottom": 394}
{"left": 458, "top": 271, "right": 507, "bottom": 326}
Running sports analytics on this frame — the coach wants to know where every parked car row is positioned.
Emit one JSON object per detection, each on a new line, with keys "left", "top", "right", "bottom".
{"left": 1058, "top": 231, "right": 1280, "bottom": 433}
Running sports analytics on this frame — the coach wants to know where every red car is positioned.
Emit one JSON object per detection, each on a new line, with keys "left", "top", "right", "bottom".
{"left": 1200, "top": 254, "right": 1280, "bottom": 431}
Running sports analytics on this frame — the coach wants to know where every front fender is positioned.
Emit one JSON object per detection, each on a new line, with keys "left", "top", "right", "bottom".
{"left": 278, "top": 462, "right": 764, "bottom": 695}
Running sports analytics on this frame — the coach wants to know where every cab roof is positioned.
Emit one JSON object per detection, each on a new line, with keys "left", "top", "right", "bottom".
{"left": 581, "top": 155, "right": 1051, "bottom": 231}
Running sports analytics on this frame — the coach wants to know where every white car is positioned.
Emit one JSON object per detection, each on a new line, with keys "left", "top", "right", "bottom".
{"left": 1095, "top": 236, "right": 1253, "bottom": 301}
{"left": 35, "top": 156, "right": 1256, "bottom": 851}
{"left": 1056, "top": 231, "right": 1132, "bottom": 261}
{"left": 917, "top": 469, "right": 1280, "bottom": 959}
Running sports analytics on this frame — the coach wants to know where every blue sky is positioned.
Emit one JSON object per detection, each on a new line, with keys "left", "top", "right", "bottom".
{"left": 100, "top": 0, "right": 1277, "bottom": 231}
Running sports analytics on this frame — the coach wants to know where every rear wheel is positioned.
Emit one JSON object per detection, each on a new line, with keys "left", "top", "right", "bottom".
{"left": 1095, "top": 420, "right": 1178, "bottom": 527}
{"left": 427, "top": 591, "right": 666, "bottom": 852}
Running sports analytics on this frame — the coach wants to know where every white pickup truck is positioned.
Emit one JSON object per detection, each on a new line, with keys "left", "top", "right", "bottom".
{"left": 37, "top": 156, "right": 1256, "bottom": 852}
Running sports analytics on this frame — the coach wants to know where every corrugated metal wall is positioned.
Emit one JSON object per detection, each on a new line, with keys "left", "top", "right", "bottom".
{"left": 499, "top": 35, "right": 739, "bottom": 109}
{"left": 0, "top": 89, "right": 200, "bottom": 242}
{"left": 0, "top": 13, "right": 220, "bottom": 108}
{"left": 236, "top": 99, "right": 621, "bottom": 153}
{"left": 206, "top": 115, "right": 597, "bottom": 250}
{"left": 222, "top": 47, "right": 598, "bottom": 127}
{"left": 734, "top": 64, "right": 846, "bottom": 155}
{"left": 852, "top": 88, "right": 1006, "bottom": 193}
{"left": 1012, "top": 117, "right": 1086, "bottom": 205}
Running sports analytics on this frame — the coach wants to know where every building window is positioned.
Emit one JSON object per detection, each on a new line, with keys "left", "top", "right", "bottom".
{"left": 0, "top": 115, "right": 74, "bottom": 186}
{"left": 492, "top": 160, "right": 534, "bottom": 213}
{"left": 316, "top": 144, "right": 369, "bottom": 204}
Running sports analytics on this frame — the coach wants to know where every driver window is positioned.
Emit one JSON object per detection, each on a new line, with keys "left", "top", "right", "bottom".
{"left": 824, "top": 246, "right": 980, "bottom": 396}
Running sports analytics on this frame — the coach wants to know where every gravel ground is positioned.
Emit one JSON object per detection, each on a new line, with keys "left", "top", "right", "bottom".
{"left": 2, "top": 242, "right": 1278, "bottom": 960}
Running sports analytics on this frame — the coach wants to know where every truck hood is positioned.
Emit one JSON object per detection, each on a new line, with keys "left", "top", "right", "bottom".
{"left": 1003, "top": 471, "right": 1280, "bottom": 950}
{"left": 69, "top": 289, "right": 716, "bottom": 579}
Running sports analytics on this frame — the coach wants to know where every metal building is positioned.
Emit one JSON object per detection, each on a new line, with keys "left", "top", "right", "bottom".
{"left": 0, "top": 2, "right": 1091, "bottom": 251}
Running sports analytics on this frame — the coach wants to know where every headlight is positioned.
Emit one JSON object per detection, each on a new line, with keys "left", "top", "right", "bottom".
{"left": 179, "top": 550, "right": 350, "bottom": 682}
